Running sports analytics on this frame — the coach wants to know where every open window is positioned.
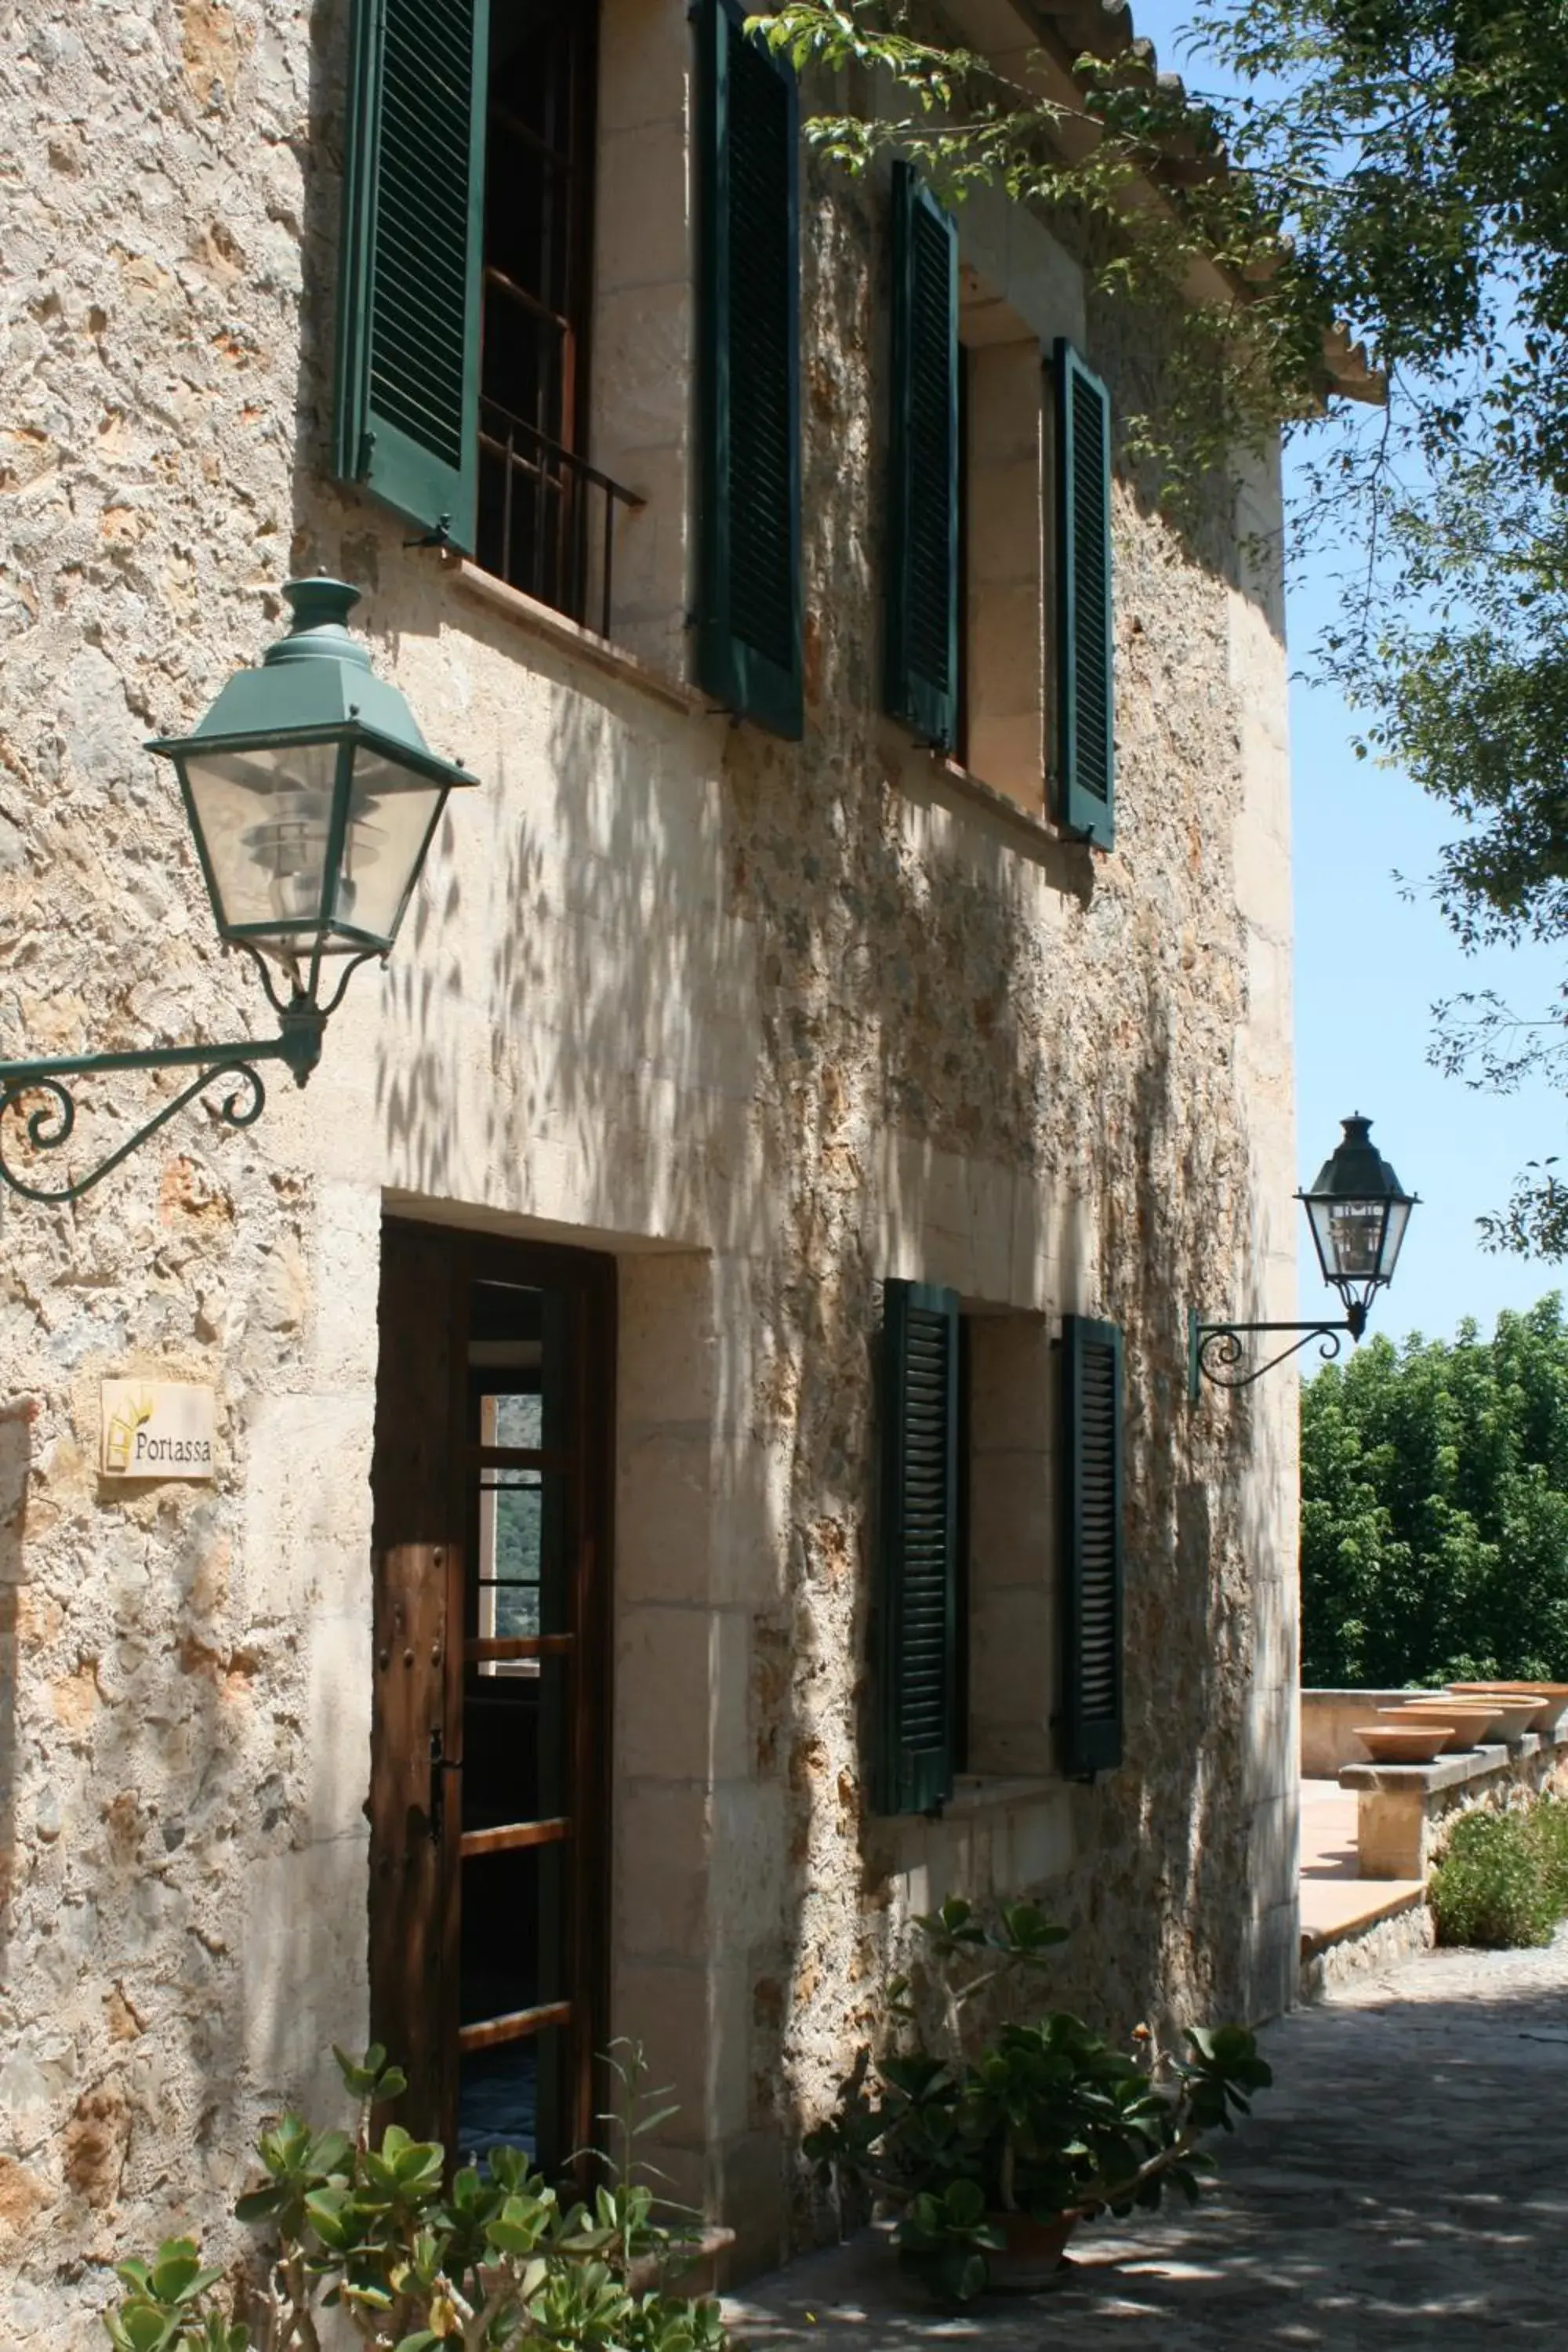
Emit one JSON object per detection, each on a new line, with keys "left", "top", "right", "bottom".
{"left": 335, "top": 0, "right": 641, "bottom": 634}
{"left": 476, "top": 3, "right": 602, "bottom": 617}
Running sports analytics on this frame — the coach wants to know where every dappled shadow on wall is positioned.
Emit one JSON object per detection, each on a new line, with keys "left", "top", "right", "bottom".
{"left": 0, "top": 1398, "right": 28, "bottom": 1976}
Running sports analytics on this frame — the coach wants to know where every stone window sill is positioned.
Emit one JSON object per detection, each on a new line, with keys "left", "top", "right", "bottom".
{"left": 904, "top": 747, "right": 1094, "bottom": 870}
{"left": 446, "top": 558, "right": 710, "bottom": 718}
{"left": 937, "top": 758, "right": 1056, "bottom": 837}
{"left": 943, "top": 1773, "right": 1062, "bottom": 1814}
{"left": 442, "top": 572, "right": 1099, "bottom": 881}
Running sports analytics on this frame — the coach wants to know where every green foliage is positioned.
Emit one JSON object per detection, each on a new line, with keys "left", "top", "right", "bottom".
{"left": 103, "top": 2042, "right": 728, "bottom": 2352}
{"left": 803, "top": 1896, "right": 1271, "bottom": 2303}
{"left": 1428, "top": 1806, "right": 1568, "bottom": 1949}
{"left": 751, "top": 2, "right": 1568, "bottom": 1249}
{"left": 1300, "top": 1296, "right": 1568, "bottom": 1687}
{"left": 750, "top": 2, "right": 1333, "bottom": 510}
{"left": 1530, "top": 1795, "right": 1568, "bottom": 1915}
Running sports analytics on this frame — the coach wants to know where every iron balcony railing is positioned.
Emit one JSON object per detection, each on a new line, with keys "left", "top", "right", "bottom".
{"left": 477, "top": 397, "right": 643, "bottom": 641}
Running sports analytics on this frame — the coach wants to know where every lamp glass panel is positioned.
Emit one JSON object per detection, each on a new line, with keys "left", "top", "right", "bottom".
{"left": 1377, "top": 1196, "right": 1412, "bottom": 1283}
{"left": 1309, "top": 1195, "right": 1387, "bottom": 1283}
{"left": 336, "top": 746, "right": 446, "bottom": 948}
{"left": 183, "top": 740, "right": 341, "bottom": 946}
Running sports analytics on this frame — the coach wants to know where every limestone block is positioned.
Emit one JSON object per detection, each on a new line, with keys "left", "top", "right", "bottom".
{"left": 967, "top": 470, "right": 1044, "bottom": 589}
{"left": 966, "top": 717, "right": 1045, "bottom": 811}
{"left": 1241, "top": 1679, "right": 1299, "bottom": 1805}
{"left": 592, "top": 282, "right": 692, "bottom": 454}
{"left": 969, "top": 1585, "right": 1054, "bottom": 1733}
{"left": 967, "top": 346, "right": 1044, "bottom": 469}
{"left": 1356, "top": 1788, "right": 1426, "bottom": 1881}
{"left": 970, "top": 1313, "right": 1053, "bottom": 1452}
{"left": 308, "top": 1185, "right": 382, "bottom": 1388}
{"left": 710, "top": 1780, "right": 786, "bottom": 1947}
{"left": 303, "top": 1610, "right": 372, "bottom": 1842}
{"left": 969, "top": 1447, "right": 1053, "bottom": 1575}
{"left": 616, "top": 1427, "right": 714, "bottom": 1606}
{"left": 1247, "top": 1897, "right": 1300, "bottom": 2025}
{"left": 613, "top": 1954, "right": 752, "bottom": 2147}
{"left": 241, "top": 1838, "right": 370, "bottom": 2101}
{"left": 597, "top": 118, "right": 690, "bottom": 293}
{"left": 993, "top": 1791, "right": 1076, "bottom": 1889}
{"left": 715, "top": 2126, "right": 787, "bottom": 2279}
{"left": 1245, "top": 1790, "right": 1300, "bottom": 1918}
{"left": 599, "top": 0, "right": 689, "bottom": 134}
{"left": 616, "top": 1604, "right": 750, "bottom": 1783}
{"left": 616, "top": 1780, "right": 710, "bottom": 1962}
{"left": 618, "top": 1254, "right": 716, "bottom": 1425}
{"left": 956, "top": 183, "right": 1086, "bottom": 353}
{"left": 594, "top": 434, "right": 691, "bottom": 593}
{"left": 238, "top": 1393, "right": 373, "bottom": 1620}
{"left": 612, "top": 1958, "right": 712, "bottom": 2144}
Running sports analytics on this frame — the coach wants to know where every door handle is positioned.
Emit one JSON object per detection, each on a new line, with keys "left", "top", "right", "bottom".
{"left": 429, "top": 1726, "right": 462, "bottom": 1842}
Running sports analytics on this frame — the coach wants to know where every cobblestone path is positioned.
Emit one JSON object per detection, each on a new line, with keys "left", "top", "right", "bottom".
{"left": 726, "top": 1929, "right": 1568, "bottom": 2348}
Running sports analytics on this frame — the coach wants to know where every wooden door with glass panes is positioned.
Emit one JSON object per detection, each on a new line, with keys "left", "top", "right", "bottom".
{"left": 368, "top": 1221, "right": 612, "bottom": 2171}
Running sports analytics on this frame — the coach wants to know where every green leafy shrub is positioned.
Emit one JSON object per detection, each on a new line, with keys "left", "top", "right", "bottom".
{"left": 1528, "top": 1795, "right": 1568, "bottom": 1915}
{"left": 1429, "top": 1808, "right": 1562, "bottom": 1948}
{"left": 103, "top": 2041, "right": 728, "bottom": 2352}
{"left": 803, "top": 1897, "right": 1272, "bottom": 2303}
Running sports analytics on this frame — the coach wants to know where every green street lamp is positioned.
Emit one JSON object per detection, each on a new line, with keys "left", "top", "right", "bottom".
{"left": 1189, "top": 1115, "right": 1418, "bottom": 1396}
{"left": 0, "top": 580, "right": 477, "bottom": 1203}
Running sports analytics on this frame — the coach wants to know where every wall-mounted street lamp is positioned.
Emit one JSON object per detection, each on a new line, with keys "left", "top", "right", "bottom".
{"left": 0, "top": 579, "right": 476, "bottom": 1204}
{"left": 1189, "top": 1116, "right": 1418, "bottom": 1397}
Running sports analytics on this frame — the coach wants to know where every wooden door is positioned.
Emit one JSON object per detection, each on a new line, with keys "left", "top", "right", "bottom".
{"left": 368, "top": 1221, "right": 613, "bottom": 2169}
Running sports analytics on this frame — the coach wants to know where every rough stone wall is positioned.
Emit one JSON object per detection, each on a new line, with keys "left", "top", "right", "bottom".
{"left": 729, "top": 152, "right": 1299, "bottom": 2236}
{"left": 0, "top": 0, "right": 1296, "bottom": 2335}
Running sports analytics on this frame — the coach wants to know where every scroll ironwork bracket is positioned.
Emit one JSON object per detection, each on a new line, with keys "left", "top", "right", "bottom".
{"left": 0, "top": 949, "right": 383, "bottom": 1205}
{"left": 1188, "top": 1303, "right": 1367, "bottom": 1400}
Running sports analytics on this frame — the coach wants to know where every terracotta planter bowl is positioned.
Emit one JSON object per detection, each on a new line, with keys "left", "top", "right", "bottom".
{"left": 1450, "top": 1679, "right": 1568, "bottom": 1697}
{"left": 1377, "top": 1704, "right": 1496, "bottom": 1751}
{"left": 1447, "top": 1692, "right": 1545, "bottom": 1739}
{"left": 1410, "top": 1696, "right": 1511, "bottom": 1740}
{"left": 1354, "top": 1722, "right": 1454, "bottom": 1763}
{"left": 983, "top": 2212, "right": 1076, "bottom": 2292}
{"left": 1450, "top": 1682, "right": 1568, "bottom": 1733}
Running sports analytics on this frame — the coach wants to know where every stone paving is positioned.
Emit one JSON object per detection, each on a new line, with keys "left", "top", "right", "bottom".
{"left": 725, "top": 1928, "right": 1568, "bottom": 2347}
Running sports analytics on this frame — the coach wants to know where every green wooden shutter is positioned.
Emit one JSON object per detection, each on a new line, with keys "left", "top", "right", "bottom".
{"left": 1060, "top": 1316, "right": 1124, "bottom": 1779}
{"left": 334, "top": 0, "right": 489, "bottom": 552}
{"left": 884, "top": 162, "right": 959, "bottom": 749}
{"left": 876, "top": 1280, "right": 960, "bottom": 1815}
{"left": 697, "top": 0, "right": 803, "bottom": 741}
{"left": 1054, "top": 341, "right": 1115, "bottom": 847}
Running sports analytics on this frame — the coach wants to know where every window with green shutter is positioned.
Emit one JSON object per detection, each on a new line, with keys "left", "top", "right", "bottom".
{"left": 1054, "top": 340, "right": 1115, "bottom": 848}
{"left": 696, "top": 0, "right": 803, "bottom": 741}
{"left": 335, "top": 0, "right": 491, "bottom": 553}
{"left": 884, "top": 162, "right": 960, "bottom": 750}
{"left": 1059, "top": 1316, "right": 1124, "bottom": 1779}
{"left": 875, "top": 1280, "right": 960, "bottom": 1816}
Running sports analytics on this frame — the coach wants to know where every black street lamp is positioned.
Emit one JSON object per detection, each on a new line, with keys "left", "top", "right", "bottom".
{"left": 1189, "top": 1116, "right": 1418, "bottom": 1396}
{"left": 0, "top": 580, "right": 477, "bottom": 1203}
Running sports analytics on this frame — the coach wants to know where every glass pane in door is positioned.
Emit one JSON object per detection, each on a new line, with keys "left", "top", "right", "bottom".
{"left": 458, "top": 1279, "right": 575, "bottom": 2166}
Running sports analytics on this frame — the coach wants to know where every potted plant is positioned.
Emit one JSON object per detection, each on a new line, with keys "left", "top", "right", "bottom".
{"left": 102, "top": 2042, "right": 731, "bottom": 2350}
{"left": 803, "top": 1896, "right": 1272, "bottom": 2302}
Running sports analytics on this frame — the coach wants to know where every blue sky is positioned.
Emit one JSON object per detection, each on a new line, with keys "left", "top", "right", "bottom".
{"left": 1126, "top": 0, "right": 1567, "bottom": 1345}
{"left": 1287, "top": 554, "right": 1563, "bottom": 1342}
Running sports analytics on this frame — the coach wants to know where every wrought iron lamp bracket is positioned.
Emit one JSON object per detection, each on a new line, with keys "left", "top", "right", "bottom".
{"left": 1187, "top": 1302, "right": 1367, "bottom": 1399}
{"left": 0, "top": 948, "right": 380, "bottom": 1206}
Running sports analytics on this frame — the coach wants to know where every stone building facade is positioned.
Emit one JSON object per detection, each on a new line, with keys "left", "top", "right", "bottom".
{"left": 0, "top": 0, "right": 1334, "bottom": 2337}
